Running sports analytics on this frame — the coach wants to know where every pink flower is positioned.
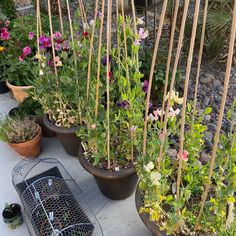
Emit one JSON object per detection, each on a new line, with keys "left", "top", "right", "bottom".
{"left": 54, "top": 31, "right": 62, "bottom": 39}
{"left": 23, "top": 46, "right": 32, "bottom": 56}
{"left": 133, "top": 39, "right": 140, "bottom": 46}
{"left": 177, "top": 150, "right": 188, "bottom": 162}
{"left": 5, "top": 20, "right": 10, "bottom": 27}
{"left": 19, "top": 55, "right": 24, "bottom": 62}
{"left": 130, "top": 125, "right": 137, "bottom": 132}
{"left": 55, "top": 43, "right": 62, "bottom": 51}
{"left": 168, "top": 107, "right": 180, "bottom": 120}
{"left": 159, "top": 132, "right": 165, "bottom": 142}
{"left": 138, "top": 28, "right": 148, "bottom": 40}
{"left": 0, "top": 31, "right": 10, "bottom": 40}
{"left": 90, "top": 124, "right": 96, "bottom": 130}
{"left": 28, "top": 32, "right": 34, "bottom": 40}
{"left": 1, "top": 27, "right": 8, "bottom": 33}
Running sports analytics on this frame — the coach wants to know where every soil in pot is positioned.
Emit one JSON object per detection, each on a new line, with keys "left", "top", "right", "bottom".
{"left": 135, "top": 188, "right": 168, "bottom": 236}
{"left": 8, "top": 107, "right": 56, "bottom": 137}
{"left": 2, "top": 204, "right": 23, "bottom": 229}
{"left": 43, "top": 115, "right": 81, "bottom": 157}
{"left": 78, "top": 145, "right": 139, "bottom": 200}
{"left": 0, "top": 81, "right": 9, "bottom": 94}
{"left": 9, "top": 128, "right": 42, "bottom": 158}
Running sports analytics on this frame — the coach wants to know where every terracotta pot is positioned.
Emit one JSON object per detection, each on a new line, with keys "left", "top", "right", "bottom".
{"left": 0, "top": 81, "right": 9, "bottom": 94}
{"left": 9, "top": 128, "right": 42, "bottom": 158}
{"left": 79, "top": 145, "right": 139, "bottom": 200}
{"left": 6, "top": 80, "right": 33, "bottom": 103}
{"left": 8, "top": 108, "right": 56, "bottom": 137}
{"left": 43, "top": 115, "right": 81, "bottom": 156}
{"left": 135, "top": 188, "right": 168, "bottom": 236}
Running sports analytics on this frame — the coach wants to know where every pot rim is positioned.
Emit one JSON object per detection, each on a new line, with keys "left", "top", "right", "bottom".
{"left": 135, "top": 188, "right": 168, "bottom": 236}
{"left": 43, "top": 115, "right": 81, "bottom": 133}
{"left": 6, "top": 80, "right": 33, "bottom": 89}
{"left": 79, "top": 145, "right": 136, "bottom": 179}
{"left": 9, "top": 127, "right": 42, "bottom": 147}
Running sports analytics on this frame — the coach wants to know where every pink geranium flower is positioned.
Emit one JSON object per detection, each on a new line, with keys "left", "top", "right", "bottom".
{"left": 1, "top": 27, "right": 8, "bottom": 33}
{"left": 23, "top": 46, "right": 32, "bottom": 56}
{"left": 177, "top": 150, "right": 188, "bottom": 162}
{"left": 0, "top": 31, "right": 10, "bottom": 40}
{"left": 54, "top": 31, "right": 62, "bottom": 39}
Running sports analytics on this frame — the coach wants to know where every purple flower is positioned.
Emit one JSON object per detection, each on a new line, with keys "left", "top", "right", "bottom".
{"left": 39, "top": 35, "right": 51, "bottom": 48}
{"left": 142, "top": 80, "right": 149, "bottom": 93}
{"left": 55, "top": 43, "right": 62, "bottom": 51}
{"left": 133, "top": 39, "right": 141, "bottom": 46}
{"left": 28, "top": 31, "right": 34, "bottom": 40}
{"left": 63, "top": 40, "right": 70, "bottom": 50}
{"left": 54, "top": 31, "right": 62, "bottom": 39}
{"left": 149, "top": 101, "right": 153, "bottom": 109}
{"left": 121, "top": 100, "right": 129, "bottom": 109}
{"left": 23, "top": 46, "right": 32, "bottom": 56}
{"left": 116, "top": 101, "right": 122, "bottom": 108}
{"left": 130, "top": 125, "right": 137, "bottom": 132}
{"left": 102, "top": 55, "right": 111, "bottom": 66}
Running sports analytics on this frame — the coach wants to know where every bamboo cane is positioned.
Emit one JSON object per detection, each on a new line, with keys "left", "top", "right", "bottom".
{"left": 115, "top": 0, "right": 121, "bottom": 78}
{"left": 160, "top": 0, "right": 180, "bottom": 129}
{"left": 57, "top": 0, "right": 64, "bottom": 35}
{"left": 65, "top": 0, "right": 82, "bottom": 124}
{"left": 106, "top": 0, "right": 112, "bottom": 170}
{"left": 86, "top": 0, "right": 99, "bottom": 102}
{"left": 143, "top": 0, "right": 168, "bottom": 155}
{"left": 192, "top": 0, "right": 209, "bottom": 116}
{"left": 95, "top": 0, "right": 105, "bottom": 120}
{"left": 157, "top": 0, "right": 190, "bottom": 170}
{"left": 47, "top": 0, "right": 58, "bottom": 83}
{"left": 194, "top": 0, "right": 236, "bottom": 231}
{"left": 175, "top": 0, "right": 201, "bottom": 232}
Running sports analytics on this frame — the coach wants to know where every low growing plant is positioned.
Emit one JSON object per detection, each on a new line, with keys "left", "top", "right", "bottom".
{"left": 0, "top": 117, "right": 41, "bottom": 143}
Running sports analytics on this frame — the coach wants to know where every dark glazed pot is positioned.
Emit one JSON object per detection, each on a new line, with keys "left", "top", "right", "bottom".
{"left": 135, "top": 188, "right": 168, "bottom": 236}
{"left": 8, "top": 108, "right": 56, "bottom": 137}
{"left": 134, "top": 0, "right": 153, "bottom": 7}
{"left": 43, "top": 115, "right": 81, "bottom": 157}
{"left": 2, "top": 203, "right": 23, "bottom": 229}
{"left": 0, "top": 81, "right": 9, "bottom": 94}
{"left": 79, "top": 145, "right": 139, "bottom": 200}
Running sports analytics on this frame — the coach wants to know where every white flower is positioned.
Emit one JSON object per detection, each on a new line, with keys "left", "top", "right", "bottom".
{"left": 138, "top": 28, "right": 148, "bottom": 39}
{"left": 150, "top": 171, "right": 161, "bottom": 186}
{"left": 39, "top": 70, "right": 44, "bottom": 76}
{"left": 89, "top": 19, "right": 95, "bottom": 26}
{"left": 77, "top": 41, "right": 83, "bottom": 48}
{"left": 144, "top": 161, "right": 154, "bottom": 172}
{"left": 168, "top": 107, "right": 180, "bottom": 120}
{"left": 83, "top": 22, "right": 89, "bottom": 30}
{"left": 137, "top": 17, "right": 145, "bottom": 25}
{"left": 165, "top": 90, "right": 183, "bottom": 105}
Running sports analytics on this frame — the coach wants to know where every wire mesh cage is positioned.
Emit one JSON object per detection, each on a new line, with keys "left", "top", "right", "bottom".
{"left": 12, "top": 158, "right": 103, "bottom": 236}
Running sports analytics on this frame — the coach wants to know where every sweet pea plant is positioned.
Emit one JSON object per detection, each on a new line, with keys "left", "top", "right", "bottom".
{"left": 137, "top": 98, "right": 236, "bottom": 235}
{"left": 32, "top": 10, "right": 104, "bottom": 128}
{"left": 78, "top": 16, "right": 149, "bottom": 170}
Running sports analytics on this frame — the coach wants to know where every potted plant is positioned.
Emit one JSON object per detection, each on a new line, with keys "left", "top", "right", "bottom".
{"left": 78, "top": 15, "right": 148, "bottom": 199}
{"left": 32, "top": 11, "right": 102, "bottom": 156}
{"left": 2, "top": 203, "right": 23, "bottom": 229}
{"left": 135, "top": 100, "right": 236, "bottom": 235}
{"left": 8, "top": 97, "right": 56, "bottom": 137}
{"left": 0, "top": 116, "right": 42, "bottom": 157}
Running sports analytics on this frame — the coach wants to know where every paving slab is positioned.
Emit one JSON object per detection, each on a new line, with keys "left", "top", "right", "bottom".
{"left": 0, "top": 93, "right": 151, "bottom": 236}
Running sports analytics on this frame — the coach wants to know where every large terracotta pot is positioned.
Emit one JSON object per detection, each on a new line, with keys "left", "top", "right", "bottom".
{"left": 8, "top": 108, "right": 56, "bottom": 137}
{"left": 6, "top": 80, "right": 33, "bottom": 103}
{"left": 135, "top": 188, "right": 168, "bottom": 236}
{"left": 9, "top": 128, "right": 42, "bottom": 158}
{"left": 79, "top": 145, "right": 139, "bottom": 200}
{"left": 43, "top": 115, "right": 81, "bottom": 156}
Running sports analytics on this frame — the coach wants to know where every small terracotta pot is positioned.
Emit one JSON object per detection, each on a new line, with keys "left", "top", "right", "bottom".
{"left": 9, "top": 128, "right": 42, "bottom": 158}
{"left": 79, "top": 145, "right": 139, "bottom": 200}
{"left": 6, "top": 80, "right": 33, "bottom": 103}
{"left": 43, "top": 115, "right": 81, "bottom": 156}
{"left": 135, "top": 188, "right": 168, "bottom": 236}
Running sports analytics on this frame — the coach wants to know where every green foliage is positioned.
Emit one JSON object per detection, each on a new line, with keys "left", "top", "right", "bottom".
{"left": 0, "top": 0, "right": 16, "bottom": 20}
{"left": 136, "top": 102, "right": 236, "bottom": 235}
{"left": 0, "top": 116, "right": 40, "bottom": 143}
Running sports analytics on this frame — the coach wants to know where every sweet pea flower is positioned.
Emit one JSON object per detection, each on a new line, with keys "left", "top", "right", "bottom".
{"left": 137, "top": 17, "right": 145, "bottom": 25}
{"left": 28, "top": 31, "right": 34, "bottom": 40}
{"left": 0, "top": 31, "right": 10, "bottom": 40}
{"left": 39, "top": 70, "right": 44, "bottom": 76}
{"left": 83, "top": 23, "right": 89, "bottom": 30}
{"left": 177, "top": 150, "right": 188, "bottom": 162}
{"left": 165, "top": 90, "right": 183, "bottom": 105}
{"left": 23, "top": 46, "right": 32, "bottom": 56}
{"left": 89, "top": 19, "right": 95, "bottom": 26}
{"left": 54, "top": 31, "right": 62, "bottom": 39}
{"left": 159, "top": 132, "right": 165, "bottom": 142}
{"left": 5, "top": 20, "right": 10, "bottom": 27}
{"left": 55, "top": 43, "right": 62, "bottom": 51}
{"left": 1, "top": 27, "right": 8, "bottom": 33}
{"left": 97, "top": 11, "right": 102, "bottom": 19}
{"left": 130, "top": 125, "right": 137, "bottom": 132}
{"left": 102, "top": 55, "right": 111, "bottom": 66}
{"left": 138, "top": 28, "right": 148, "bottom": 39}
{"left": 144, "top": 161, "right": 154, "bottom": 172}
{"left": 108, "top": 71, "right": 113, "bottom": 78}
{"left": 150, "top": 172, "right": 161, "bottom": 185}
{"left": 83, "top": 31, "right": 89, "bottom": 38}
{"left": 54, "top": 56, "right": 62, "bottom": 67}
{"left": 63, "top": 40, "right": 70, "bottom": 50}
{"left": 19, "top": 55, "right": 24, "bottom": 62}
{"left": 121, "top": 100, "right": 129, "bottom": 109}
{"left": 133, "top": 39, "right": 141, "bottom": 47}
{"left": 142, "top": 80, "right": 149, "bottom": 93}
{"left": 168, "top": 107, "right": 180, "bottom": 120}
{"left": 90, "top": 124, "right": 96, "bottom": 130}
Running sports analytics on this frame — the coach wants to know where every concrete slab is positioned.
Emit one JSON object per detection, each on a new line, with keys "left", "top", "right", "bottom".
{"left": 0, "top": 93, "right": 151, "bottom": 236}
